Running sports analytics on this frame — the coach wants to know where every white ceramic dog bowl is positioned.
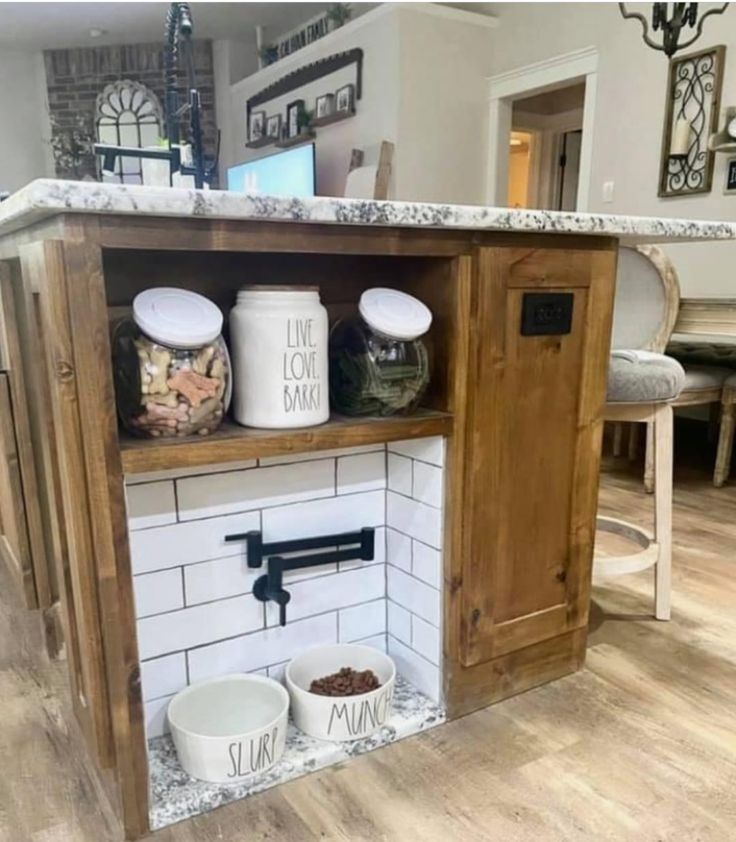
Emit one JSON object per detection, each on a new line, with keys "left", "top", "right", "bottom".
{"left": 286, "top": 644, "right": 396, "bottom": 742}
{"left": 167, "top": 674, "right": 289, "bottom": 783}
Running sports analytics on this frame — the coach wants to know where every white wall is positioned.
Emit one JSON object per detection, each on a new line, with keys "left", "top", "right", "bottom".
{"left": 225, "top": 5, "right": 496, "bottom": 200}
{"left": 487, "top": 3, "right": 736, "bottom": 297}
{"left": 227, "top": 7, "right": 401, "bottom": 197}
{"left": 0, "top": 49, "right": 53, "bottom": 193}
{"left": 395, "top": 7, "right": 494, "bottom": 204}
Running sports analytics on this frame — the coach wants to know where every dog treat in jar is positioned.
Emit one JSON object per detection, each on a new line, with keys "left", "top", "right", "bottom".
{"left": 112, "top": 288, "right": 230, "bottom": 438}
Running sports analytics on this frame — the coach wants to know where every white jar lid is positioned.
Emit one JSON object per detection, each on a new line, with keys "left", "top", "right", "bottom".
{"left": 359, "top": 287, "right": 432, "bottom": 341}
{"left": 133, "top": 288, "right": 223, "bottom": 349}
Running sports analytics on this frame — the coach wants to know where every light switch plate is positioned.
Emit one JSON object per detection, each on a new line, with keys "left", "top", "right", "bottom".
{"left": 602, "top": 181, "right": 615, "bottom": 203}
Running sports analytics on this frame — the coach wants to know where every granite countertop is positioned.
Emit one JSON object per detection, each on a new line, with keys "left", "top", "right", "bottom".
{"left": 0, "top": 179, "right": 735, "bottom": 244}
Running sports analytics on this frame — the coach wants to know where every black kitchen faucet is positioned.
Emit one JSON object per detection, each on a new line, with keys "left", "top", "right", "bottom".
{"left": 94, "top": 2, "right": 218, "bottom": 188}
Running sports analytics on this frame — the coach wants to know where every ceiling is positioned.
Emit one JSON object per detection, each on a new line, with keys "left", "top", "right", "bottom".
{"left": 513, "top": 83, "right": 587, "bottom": 116}
{"left": 0, "top": 3, "right": 337, "bottom": 50}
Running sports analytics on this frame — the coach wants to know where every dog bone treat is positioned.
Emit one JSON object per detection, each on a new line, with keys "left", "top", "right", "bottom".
{"left": 167, "top": 369, "right": 219, "bottom": 407}
{"left": 309, "top": 667, "right": 381, "bottom": 697}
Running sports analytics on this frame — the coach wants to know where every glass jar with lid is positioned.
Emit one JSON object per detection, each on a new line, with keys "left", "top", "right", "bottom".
{"left": 112, "top": 288, "right": 231, "bottom": 438}
{"left": 329, "top": 288, "right": 432, "bottom": 417}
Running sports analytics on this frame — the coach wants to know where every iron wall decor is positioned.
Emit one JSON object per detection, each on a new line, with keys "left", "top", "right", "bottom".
{"left": 619, "top": 3, "right": 729, "bottom": 58}
{"left": 725, "top": 157, "right": 736, "bottom": 193}
{"left": 659, "top": 44, "right": 725, "bottom": 197}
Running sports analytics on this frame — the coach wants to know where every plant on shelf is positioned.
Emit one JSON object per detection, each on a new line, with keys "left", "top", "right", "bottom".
{"left": 327, "top": 3, "right": 352, "bottom": 29}
{"left": 48, "top": 112, "right": 96, "bottom": 180}
{"left": 297, "top": 104, "right": 314, "bottom": 134}
{"left": 259, "top": 44, "right": 279, "bottom": 67}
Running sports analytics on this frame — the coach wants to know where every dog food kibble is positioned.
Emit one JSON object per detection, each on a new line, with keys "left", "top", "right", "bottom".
{"left": 309, "top": 667, "right": 381, "bottom": 696}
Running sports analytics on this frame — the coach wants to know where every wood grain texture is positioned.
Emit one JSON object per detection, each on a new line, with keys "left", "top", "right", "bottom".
{"left": 0, "top": 373, "right": 34, "bottom": 600}
{"left": 0, "top": 262, "right": 53, "bottom": 610}
{"left": 458, "top": 246, "right": 617, "bottom": 669}
{"left": 22, "top": 241, "right": 116, "bottom": 773}
{"left": 121, "top": 412, "right": 453, "bottom": 475}
{"left": 675, "top": 297, "right": 736, "bottom": 338}
{"left": 60, "top": 241, "right": 150, "bottom": 839}
{"left": 2, "top": 460, "right": 735, "bottom": 841}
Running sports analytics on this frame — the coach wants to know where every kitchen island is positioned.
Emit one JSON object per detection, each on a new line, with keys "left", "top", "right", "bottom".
{"left": 0, "top": 180, "right": 733, "bottom": 838}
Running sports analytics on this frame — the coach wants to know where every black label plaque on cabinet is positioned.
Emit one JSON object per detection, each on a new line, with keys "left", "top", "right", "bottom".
{"left": 521, "top": 292, "right": 574, "bottom": 336}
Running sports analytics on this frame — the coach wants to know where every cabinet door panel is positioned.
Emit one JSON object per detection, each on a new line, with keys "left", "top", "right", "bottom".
{"left": 460, "top": 246, "right": 616, "bottom": 667}
{"left": 0, "top": 374, "right": 34, "bottom": 600}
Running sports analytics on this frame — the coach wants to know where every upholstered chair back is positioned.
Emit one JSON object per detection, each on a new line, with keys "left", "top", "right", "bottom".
{"left": 611, "top": 246, "right": 680, "bottom": 352}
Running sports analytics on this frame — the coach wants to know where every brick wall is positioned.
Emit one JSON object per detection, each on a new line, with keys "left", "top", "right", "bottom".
{"left": 125, "top": 437, "right": 446, "bottom": 739}
{"left": 44, "top": 40, "right": 217, "bottom": 180}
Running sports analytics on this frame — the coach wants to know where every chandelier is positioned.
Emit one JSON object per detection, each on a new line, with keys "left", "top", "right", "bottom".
{"left": 619, "top": 3, "right": 729, "bottom": 57}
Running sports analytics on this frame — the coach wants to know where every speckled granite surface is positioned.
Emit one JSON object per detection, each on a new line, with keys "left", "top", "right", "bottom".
{"left": 148, "top": 675, "right": 445, "bottom": 831}
{"left": 1, "top": 179, "right": 734, "bottom": 244}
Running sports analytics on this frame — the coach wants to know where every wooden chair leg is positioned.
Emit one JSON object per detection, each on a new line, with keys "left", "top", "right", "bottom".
{"left": 612, "top": 422, "right": 624, "bottom": 457}
{"left": 644, "top": 421, "right": 655, "bottom": 494}
{"left": 653, "top": 404, "right": 673, "bottom": 621}
{"left": 714, "top": 396, "right": 735, "bottom": 488}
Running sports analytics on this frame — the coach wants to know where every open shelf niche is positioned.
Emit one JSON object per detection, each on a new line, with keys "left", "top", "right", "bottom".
{"left": 104, "top": 249, "right": 462, "bottom": 474}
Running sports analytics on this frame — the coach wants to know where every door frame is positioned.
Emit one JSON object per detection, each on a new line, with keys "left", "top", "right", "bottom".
{"left": 486, "top": 46, "right": 598, "bottom": 211}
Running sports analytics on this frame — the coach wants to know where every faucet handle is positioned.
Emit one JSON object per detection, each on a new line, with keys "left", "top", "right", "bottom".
{"left": 274, "top": 589, "right": 291, "bottom": 627}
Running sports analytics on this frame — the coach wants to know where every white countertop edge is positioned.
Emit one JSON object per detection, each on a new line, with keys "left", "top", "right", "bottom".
{"left": 1, "top": 179, "right": 734, "bottom": 244}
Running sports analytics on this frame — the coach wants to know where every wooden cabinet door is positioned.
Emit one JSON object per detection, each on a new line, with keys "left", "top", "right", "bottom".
{"left": 0, "top": 373, "right": 35, "bottom": 601}
{"left": 459, "top": 245, "right": 616, "bottom": 668}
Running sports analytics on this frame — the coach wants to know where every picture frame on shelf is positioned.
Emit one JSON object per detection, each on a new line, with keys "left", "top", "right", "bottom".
{"left": 286, "top": 99, "right": 306, "bottom": 138}
{"left": 249, "top": 110, "right": 266, "bottom": 143}
{"left": 335, "top": 84, "right": 355, "bottom": 113}
{"left": 726, "top": 157, "right": 736, "bottom": 194}
{"left": 266, "top": 114, "right": 282, "bottom": 140}
{"left": 316, "top": 93, "right": 335, "bottom": 119}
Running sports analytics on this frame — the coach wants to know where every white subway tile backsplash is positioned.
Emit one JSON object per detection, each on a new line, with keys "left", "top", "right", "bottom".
{"left": 125, "top": 460, "right": 257, "bottom": 485}
{"left": 387, "top": 566, "right": 441, "bottom": 627}
{"left": 177, "top": 460, "right": 335, "bottom": 521}
{"left": 412, "top": 540, "right": 442, "bottom": 589}
{"left": 337, "top": 451, "right": 386, "bottom": 494}
{"left": 266, "top": 565, "right": 385, "bottom": 627}
{"left": 388, "top": 436, "right": 444, "bottom": 467}
{"left": 129, "top": 510, "right": 259, "bottom": 575}
{"left": 262, "top": 490, "right": 385, "bottom": 542}
{"left": 387, "top": 600, "right": 411, "bottom": 646}
{"left": 130, "top": 439, "right": 447, "bottom": 711}
{"left": 259, "top": 444, "right": 384, "bottom": 467}
{"left": 188, "top": 612, "right": 337, "bottom": 682}
{"left": 412, "top": 461, "right": 443, "bottom": 509}
{"left": 412, "top": 615, "right": 441, "bottom": 666}
{"left": 126, "top": 481, "right": 177, "bottom": 531}
{"left": 184, "top": 556, "right": 259, "bottom": 605}
{"left": 387, "top": 453, "right": 412, "bottom": 496}
{"left": 354, "top": 633, "right": 387, "bottom": 653}
{"left": 266, "top": 662, "right": 287, "bottom": 683}
{"left": 386, "top": 528, "right": 412, "bottom": 573}
{"left": 133, "top": 569, "right": 184, "bottom": 618}
{"left": 137, "top": 595, "right": 264, "bottom": 660}
{"left": 140, "top": 653, "right": 187, "bottom": 702}
{"left": 145, "top": 695, "right": 172, "bottom": 739}
{"left": 387, "top": 492, "right": 442, "bottom": 549}
{"left": 388, "top": 636, "right": 441, "bottom": 703}
{"left": 339, "top": 599, "right": 386, "bottom": 643}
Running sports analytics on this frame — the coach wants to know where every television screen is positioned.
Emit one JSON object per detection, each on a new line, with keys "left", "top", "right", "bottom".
{"left": 227, "top": 144, "right": 316, "bottom": 198}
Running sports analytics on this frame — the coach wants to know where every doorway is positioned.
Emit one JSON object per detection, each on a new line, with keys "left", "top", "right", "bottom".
{"left": 507, "top": 82, "right": 586, "bottom": 211}
{"left": 487, "top": 47, "right": 598, "bottom": 212}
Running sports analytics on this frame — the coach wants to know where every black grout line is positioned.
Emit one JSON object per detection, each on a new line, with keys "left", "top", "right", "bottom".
{"left": 386, "top": 561, "right": 441, "bottom": 594}
{"left": 129, "top": 485, "right": 388, "bottom": 533}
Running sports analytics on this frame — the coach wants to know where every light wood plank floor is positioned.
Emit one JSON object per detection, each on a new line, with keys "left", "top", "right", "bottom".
{"left": 2, "top": 455, "right": 735, "bottom": 841}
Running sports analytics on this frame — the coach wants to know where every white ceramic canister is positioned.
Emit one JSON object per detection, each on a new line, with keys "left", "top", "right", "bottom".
{"left": 230, "top": 286, "right": 329, "bottom": 428}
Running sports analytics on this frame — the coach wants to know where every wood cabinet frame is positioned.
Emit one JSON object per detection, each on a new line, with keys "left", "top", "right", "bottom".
{"left": 0, "top": 214, "right": 617, "bottom": 839}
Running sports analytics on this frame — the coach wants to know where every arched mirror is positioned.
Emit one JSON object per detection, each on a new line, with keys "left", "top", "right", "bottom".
{"left": 96, "top": 80, "right": 163, "bottom": 184}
